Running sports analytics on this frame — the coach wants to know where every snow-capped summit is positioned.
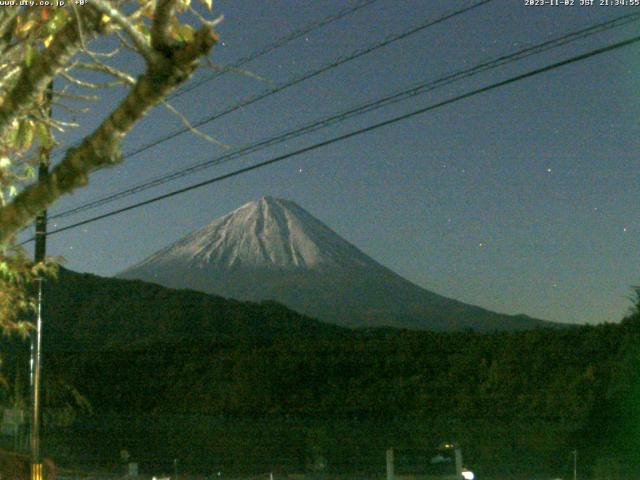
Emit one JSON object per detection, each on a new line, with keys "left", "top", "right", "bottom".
{"left": 136, "top": 196, "right": 371, "bottom": 272}
{"left": 119, "top": 197, "right": 555, "bottom": 331}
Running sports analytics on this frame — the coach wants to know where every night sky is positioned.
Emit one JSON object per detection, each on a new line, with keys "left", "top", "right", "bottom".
{"left": 31, "top": 0, "right": 640, "bottom": 325}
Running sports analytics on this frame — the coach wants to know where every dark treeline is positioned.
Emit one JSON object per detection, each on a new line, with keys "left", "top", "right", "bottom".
{"left": 47, "top": 307, "right": 640, "bottom": 478}
{"left": 3, "top": 271, "right": 640, "bottom": 479}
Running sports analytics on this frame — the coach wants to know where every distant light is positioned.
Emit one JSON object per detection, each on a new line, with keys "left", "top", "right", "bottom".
{"left": 461, "top": 469, "right": 475, "bottom": 480}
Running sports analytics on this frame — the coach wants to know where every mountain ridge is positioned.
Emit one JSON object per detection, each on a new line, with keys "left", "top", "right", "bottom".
{"left": 42, "top": 267, "right": 350, "bottom": 352}
{"left": 119, "top": 196, "right": 561, "bottom": 331}
{"left": 129, "top": 196, "right": 374, "bottom": 272}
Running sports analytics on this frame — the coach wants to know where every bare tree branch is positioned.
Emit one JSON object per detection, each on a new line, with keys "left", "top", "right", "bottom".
{"left": 114, "top": 29, "right": 136, "bottom": 52}
{"left": 0, "top": 7, "right": 22, "bottom": 52}
{"left": 0, "top": 8, "right": 104, "bottom": 140}
{"left": 161, "top": 99, "right": 229, "bottom": 148}
{"left": 204, "top": 57, "right": 273, "bottom": 86}
{"left": 50, "top": 101, "right": 91, "bottom": 115}
{"left": 53, "top": 91, "right": 100, "bottom": 102}
{"left": 0, "top": 26, "right": 217, "bottom": 245}
{"left": 0, "top": 66, "right": 21, "bottom": 94}
{"left": 187, "top": 8, "right": 223, "bottom": 30}
{"left": 90, "top": 0, "right": 156, "bottom": 64}
{"left": 151, "top": 0, "right": 178, "bottom": 51}
{"left": 0, "top": 8, "right": 21, "bottom": 38}
{"left": 73, "top": 62, "right": 136, "bottom": 85}
{"left": 47, "top": 118, "right": 80, "bottom": 132}
{"left": 60, "top": 71, "right": 126, "bottom": 90}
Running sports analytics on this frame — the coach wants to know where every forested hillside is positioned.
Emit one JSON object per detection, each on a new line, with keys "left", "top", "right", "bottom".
{"left": 2, "top": 271, "right": 639, "bottom": 479}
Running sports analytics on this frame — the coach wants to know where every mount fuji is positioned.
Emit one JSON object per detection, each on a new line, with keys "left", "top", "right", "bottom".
{"left": 118, "top": 196, "right": 557, "bottom": 331}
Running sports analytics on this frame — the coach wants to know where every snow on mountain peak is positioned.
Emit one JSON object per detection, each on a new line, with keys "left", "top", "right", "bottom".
{"left": 134, "top": 196, "right": 373, "bottom": 271}
{"left": 118, "top": 197, "right": 557, "bottom": 331}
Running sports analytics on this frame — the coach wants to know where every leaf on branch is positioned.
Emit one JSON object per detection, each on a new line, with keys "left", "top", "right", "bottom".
{"left": 16, "top": 119, "right": 34, "bottom": 151}
{"left": 45, "top": 9, "right": 70, "bottom": 36}
{"left": 176, "top": 0, "right": 192, "bottom": 12}
{"left": 145, "top": 0, "right": 158, "bottom": 17}
{"left": 36, "top": 122, "right": 54, "bottom": 149}
{"left": 5, "top": 119, "right": 19, "bottom": 146}
{"left": 172, "top": 23, "right": 194, "bottom": 43}
{"left": 15, "top": 17, "right": 36, "bottom": 38}
{"left": 0, "top": 0, "right": 220, "bottom": 335}
{"left": 25, "top": 44, "right": 34, "bottom": 67}
{"left": 22, "top": 164, "right": 35, "bottom": 180}
{"left": 135, "top": 23, "right": 152, "bottom": 43}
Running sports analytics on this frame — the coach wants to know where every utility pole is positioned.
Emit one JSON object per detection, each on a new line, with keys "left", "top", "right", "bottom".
{"left": 572, "top": 450, "right": 577, "bottom": 480}
{"left": 30, "top": 81, "right": 52, "bottom": 480}
{"left": 454, "top": 448, "right": 463, "bottom": 480}
{"left": 385, "top": 448, "right": 394, "bottom": 480}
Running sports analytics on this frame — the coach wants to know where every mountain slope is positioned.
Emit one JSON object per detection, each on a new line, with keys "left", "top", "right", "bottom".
{"left": 124, "top": 196, "right": 373, "bottom": 272}
{"left": 42, "top": 267, "right": 349, "bottom": 352}
{"left": 119, "top": 196, "right": 558, "bottom": 331}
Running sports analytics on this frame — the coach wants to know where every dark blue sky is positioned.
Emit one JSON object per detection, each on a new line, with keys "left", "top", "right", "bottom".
{"left": 39, "top": 0, "right": 640, "bottom": 325}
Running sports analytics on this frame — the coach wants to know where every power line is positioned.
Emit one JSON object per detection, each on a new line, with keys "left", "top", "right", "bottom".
{"left": 128, "top": 0, "right": 494, "bottom": 155}
{"left": 23, "top": 32, "right": 640, "bottom": 243}
{"left": 49, "top": 11, "right": 640, "bottom": 221}
{"left": 51, "top": 0, "right": 494, "bottom": 164}
{"left": 49, "top": 0, "right": 382, "bottom": 161}
{"left": 168, "top": 0, "right": 383, "bottom": 100}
